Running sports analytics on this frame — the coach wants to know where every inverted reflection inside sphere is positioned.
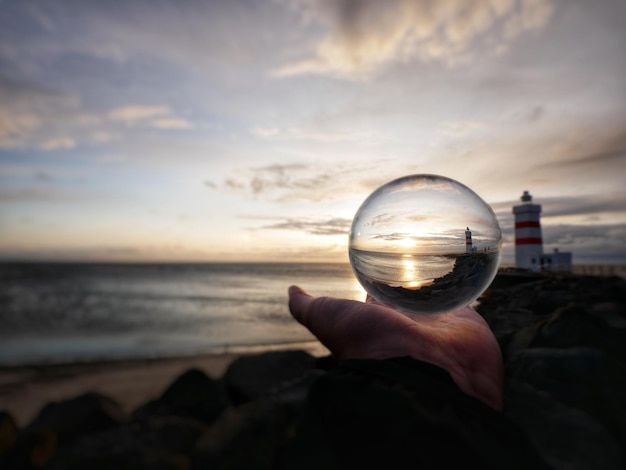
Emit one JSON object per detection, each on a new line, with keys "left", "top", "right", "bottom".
{"left": 349, "top": 174, "right": 502, "bottom": 315}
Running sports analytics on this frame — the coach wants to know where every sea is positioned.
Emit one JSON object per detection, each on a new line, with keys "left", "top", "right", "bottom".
{"left": 2, "top": 262, "right": 624, "bottom": 368}
{"left": 0, "top": 263, "right": 365, "bottom": 367}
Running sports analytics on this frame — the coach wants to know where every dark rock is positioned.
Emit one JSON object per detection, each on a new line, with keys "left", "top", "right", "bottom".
{"left": 529, "top": 288, "right": 575, "bottom": 316}
{"left": 507, "top": 347, "right": 626, "bottom": 449}
{"left": 487, "top": 270, "right": 542, "bottom": 290}
{"left": 223, "top": 350, "right": 317, "bottom": 404}
{"left": 478, "top": 279, "right": 546, "bottom": 316}
{"left": 191, "top": 400, "right": 291, "bottom": 470}
{"left": 478, "top": 273, "right": 626, "bottom": 359}
{"left": 0, "top": 411, "right": 18, "bottom": 455}
{"left": 2, "top": 393, "right": 127, "bottom": 469}
{"left": 590, "top": 301, "right": 626, "bottom": 328}
{"left": 45, "top": 415, "right": 206, "bottom": 470}
{"left": 313, "top": 354, "right": 338, "bottom": 371}
{"left": 27, "top": 392, "right": 127, "bottom": 443}
{"left": 505, "top": 378, "right": 623, "bottom": 470}
{"left": 530, "top": 305, "right": 626, "bottom": 362}
{"left": 134, "top": 368, "right": 229, "bottom": 425}
{"left": 5, "top": 429, "right": 58, "bottom": 470}
{"left": 131, "top": 415, "right": 207, "bottom": 455}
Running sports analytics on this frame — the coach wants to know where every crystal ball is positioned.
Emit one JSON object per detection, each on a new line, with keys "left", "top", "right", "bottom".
{"left": 349, "top": 174, "right": 501, "bottom": 315}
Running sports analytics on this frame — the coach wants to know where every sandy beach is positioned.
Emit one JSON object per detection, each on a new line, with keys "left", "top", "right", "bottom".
{"left": 0, "top": 341, "right": 331, "bottom": 428}
{"left": 0, "top": 353, "right": 240, "bottom": 428}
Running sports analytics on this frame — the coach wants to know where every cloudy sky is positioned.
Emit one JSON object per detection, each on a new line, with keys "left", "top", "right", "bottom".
{"left": 0, "top": 0, "right": 625, "bottom": 265}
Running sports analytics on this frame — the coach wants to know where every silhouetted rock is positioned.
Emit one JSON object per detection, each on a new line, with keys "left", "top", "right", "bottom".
{"left": 507, "top": 347, "right": 626, "bottom": 451}
{"left": 0, "top": 411, "right": 18, "bottom": 455}
{"left": 476, "top": 272, "right": 626, "bottom": 469}
{"left": 4, "top": 393, "right": 127, "bottom": 469}
{"left": 223, "top": 350, "right": 317, "bottom": 404}
{"left": 477, "top": 273, "right": 626, "bottom": 360}
{"left": 27, "top": 392, "right": 127, "bottom": 443}
{"left": 192, "top": 400, "right": 291, "bottom": 470}
{"left": 505, "top": 379, "right": 623, "bottom": 470}
{"left": 134, "top": 368, "right": 229, "bottom": 425}
{"left": 0, "top": 411, "right": 19, "bottom": 469}
{"left": 45, "top": 415, "right": 206, "bottom": 470}
{"left": 530, "top": 305, "right": 626, "bottom": 362}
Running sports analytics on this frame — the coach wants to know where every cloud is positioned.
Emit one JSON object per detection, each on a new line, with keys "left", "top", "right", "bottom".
{"left": 0, "top": 187, "right": 81, "bottom": 202}
{"left": 440, "top": 120, "right": 486, "bottom": 137}
{"left": 39, "top": 137, "right": 76, "bottom": 150}
{"left": 250, "top": 216, "right": 351, "bottom": 236}
{"left": 0, "top": 77, "right": 104, "bottom": 150}
{"left": 150, "top": 117, "right": 194, "bottom": 130}
{"left": 253, "top": 126, "right": 385, "bottom": 142}
{"left": 541, "top": 195, "right": 626, "bottom": 219}
{"left": 538, "top": 223, "right": 626, "bottom": 264}
{"left": 0, "top": 78, "right": 66, "bottom": 149}
{"left": 220, "top": 162, "right": 392, "bottom": 203}
{"left": 542, "top": 147, "right": 626, "bottom": 170}
{"left": 492, "top": 192, "right": 626, "bottom": 223}
{"left": 108, "top": 106, "right": 170, "bottom": 124}
{"left": 0, "top": 82, "right": 195, "bottom": 150}
{"left": 107, "top": 106, "right": 194, "bottom": 130}
{"left": 273, "top": 0, "right": 554, "bottom": 79}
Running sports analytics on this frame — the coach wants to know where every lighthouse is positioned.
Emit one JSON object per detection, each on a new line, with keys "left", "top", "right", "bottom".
{"left": 465, "top": 227, "right": 473, "bottom": 254}
{"left": 513, "top": 191, "right": 543, "bottom": 272}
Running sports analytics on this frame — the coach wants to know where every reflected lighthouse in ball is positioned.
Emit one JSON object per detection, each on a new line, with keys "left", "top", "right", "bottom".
{"left": 349, "top": 174, "right": 502, "bottom": 315}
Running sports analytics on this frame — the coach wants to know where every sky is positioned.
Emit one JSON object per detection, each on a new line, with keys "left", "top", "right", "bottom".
{"left": 0, "top": 0, "right": 625, "bottom": 265}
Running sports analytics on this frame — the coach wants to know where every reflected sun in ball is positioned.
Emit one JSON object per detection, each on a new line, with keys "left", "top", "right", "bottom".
{"left": 401, "top": 257, "right": 426, "bottom": 289}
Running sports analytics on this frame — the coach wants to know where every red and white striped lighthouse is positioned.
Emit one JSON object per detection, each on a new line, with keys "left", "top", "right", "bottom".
{"left": 513, "top": 191, "right": 543, "bottom": 272}
{"left": 465, "top": 227, "right": 473, "bottom": 254}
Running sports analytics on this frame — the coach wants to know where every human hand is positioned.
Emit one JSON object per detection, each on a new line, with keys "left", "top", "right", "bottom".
{"left": 288, "top": 285, "right": 503, "bottom": 410}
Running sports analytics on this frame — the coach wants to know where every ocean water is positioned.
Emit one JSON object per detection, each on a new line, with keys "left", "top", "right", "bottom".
{"left": 0, "top": 263, "right": 365, "bottom": 366}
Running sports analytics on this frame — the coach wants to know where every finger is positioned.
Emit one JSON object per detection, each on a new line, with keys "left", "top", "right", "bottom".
{"left": 288, "top": 285, "right": 357, "bottom": 337}
{"left": 287, "top": 285, "right": 313, "bottom": 324}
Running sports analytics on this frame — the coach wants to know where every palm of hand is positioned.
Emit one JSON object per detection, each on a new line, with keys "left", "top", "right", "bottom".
{"left": 288, "top": 286, "right": 503, "bottom": 410}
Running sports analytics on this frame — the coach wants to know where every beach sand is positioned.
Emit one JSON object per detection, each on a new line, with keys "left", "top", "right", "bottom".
{"left": 0, "top": 353, "right": 243, "bottom": 427}
{"left": 0, "top": 340, "right": 332, "bottom": 428}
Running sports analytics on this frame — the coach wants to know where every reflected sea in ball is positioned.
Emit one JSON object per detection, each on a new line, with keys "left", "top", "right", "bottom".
{"left": 350, "top": 248, "right": 500, "bottom": 315}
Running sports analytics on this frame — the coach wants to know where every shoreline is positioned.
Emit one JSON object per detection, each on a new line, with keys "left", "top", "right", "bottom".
{"left": 0, "top": 342, "right": 330, "bottom": 427}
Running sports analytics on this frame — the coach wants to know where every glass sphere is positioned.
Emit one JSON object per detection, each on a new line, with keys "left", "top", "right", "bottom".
{"left": 349, "top": 174, "right": 501, "bottom": 315}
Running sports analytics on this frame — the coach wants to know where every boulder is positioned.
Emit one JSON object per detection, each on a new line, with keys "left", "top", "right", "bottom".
{"left": 505, "top": 379, "right": 623, "bottom": 470}
{"left": 45, "top": 415, "right": 206, "bottom": 470}
{"left": 192, "top": 400, "right": 291, "bottom": 470}
{"left": 134, "top": 368, "right": 229, "bottom": 425}
{"left": 222, "top": 350, "right": 317, "bottom": 404}
{"left": 27, "top": 392, "right": 127, "bottom": 443}
{"left": 506, "top": 347, "right": 626, "bottom": 449}
{"left": 3, "top": 393, "right": 127, "bottom": 469}
{"left": 0, "top": 411, "right": 18, "bottom": 455}
{"left": 530, "top": 305, "right": 626, "bottom": 362}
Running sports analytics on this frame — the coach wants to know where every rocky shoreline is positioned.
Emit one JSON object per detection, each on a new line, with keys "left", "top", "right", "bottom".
{"left": 1, "top": 271, "right": 625, "bottom": 469}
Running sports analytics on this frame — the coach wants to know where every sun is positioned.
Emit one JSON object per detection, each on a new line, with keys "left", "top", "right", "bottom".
{"left": 398, "top": 236, "right": 415, "bottom": 248}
